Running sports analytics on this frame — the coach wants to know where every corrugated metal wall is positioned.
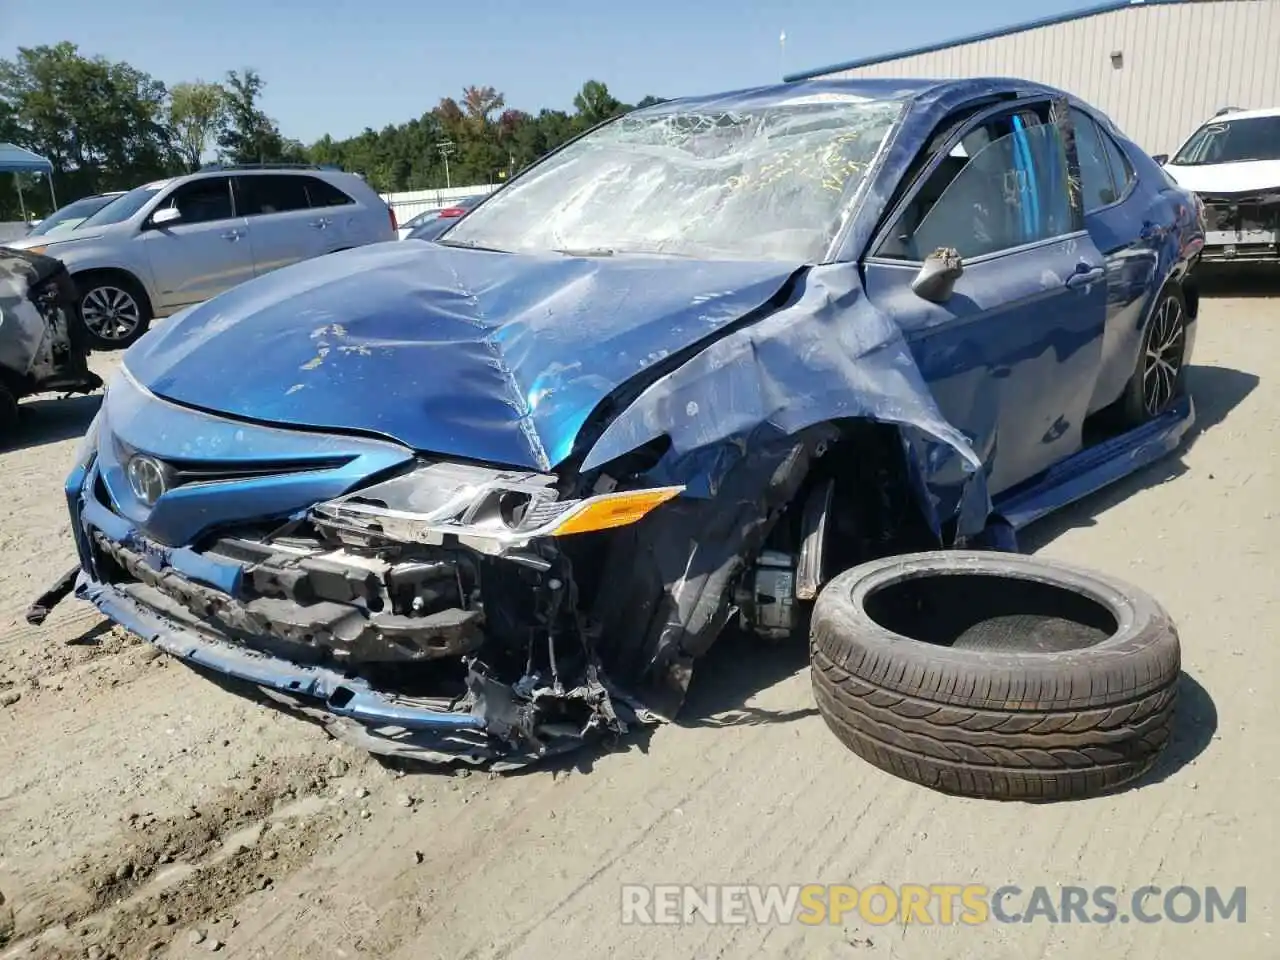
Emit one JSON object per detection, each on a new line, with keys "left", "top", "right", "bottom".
{"left": 816, "top": 0, "right": 1280, "bottom": 154}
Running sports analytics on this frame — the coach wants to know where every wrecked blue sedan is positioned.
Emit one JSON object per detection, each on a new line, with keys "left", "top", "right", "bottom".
{"left": 36, "top": 77, "right": 1204, "bottom": 766}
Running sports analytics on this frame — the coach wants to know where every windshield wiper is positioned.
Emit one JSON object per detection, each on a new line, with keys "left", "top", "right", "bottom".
{"left": 436, "top": 238, "right": 509, "bottom": 254}
{"left": 553, "top": 247, "right": 615, "bottom": 257}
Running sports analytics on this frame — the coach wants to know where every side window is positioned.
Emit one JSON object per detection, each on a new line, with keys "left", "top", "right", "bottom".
{"left": 160, "top": 177, "right": 233, "bottom": 225}
{"left": 878, "top": 115, "right": 1078, "bottom": 261}
{"left": 1070, "top": 109, "right": 1119, "bottom": 212}
{"left": 237, "top": 175, "right": 311, "bottom": 216}
{"left": 303, "top": 177, "right": 355, "bottom": 208}
{"left": 1099, "top": 129, "right": 1135, "bottom": 196}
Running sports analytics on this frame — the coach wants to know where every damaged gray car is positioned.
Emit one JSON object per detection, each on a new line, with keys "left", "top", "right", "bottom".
{"left": 0, "top": 247, "right": 102, "bottom": 433}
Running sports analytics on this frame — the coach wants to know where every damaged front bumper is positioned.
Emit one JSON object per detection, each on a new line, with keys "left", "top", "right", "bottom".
{"left": 58, "top": 459, "right": 669, "bottom": 768}
{"left": 1197, "top": 191, "right": 1280, "bottom": 263}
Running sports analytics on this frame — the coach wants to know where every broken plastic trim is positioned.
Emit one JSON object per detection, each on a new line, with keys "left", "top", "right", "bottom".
{"left": 311, "top": 459, "right": 683, "bottom": 556}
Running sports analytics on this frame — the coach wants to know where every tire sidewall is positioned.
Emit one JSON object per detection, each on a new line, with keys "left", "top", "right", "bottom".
{"left": 810, "top": 551, "right": 1179, "bottom": 710}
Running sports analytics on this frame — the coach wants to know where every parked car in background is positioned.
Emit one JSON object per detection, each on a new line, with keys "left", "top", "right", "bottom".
{"left": 43, "top": 78, "right": 1203, "bottom": 768}
{"left": 24, "top": 192, "right": 126, "bottom": 239}
{"left": 4, "top": 164, "right": 397, "bottom": 349}
{"left": 397, "top": 206, "right": 449, "bottom": 240}
{"left": 404, "top": 194, "right": 485, "bottom": 241}
{"left": 1157, "top": 106, "right": 1280, "bottom": 263}
{"left": 0, "top": 247, "right": 101, "bottom": 434}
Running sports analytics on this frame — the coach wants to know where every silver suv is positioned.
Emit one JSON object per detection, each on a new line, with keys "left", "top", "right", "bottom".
{"left": 6, "top": 165, "right": 397, "bottom": 349}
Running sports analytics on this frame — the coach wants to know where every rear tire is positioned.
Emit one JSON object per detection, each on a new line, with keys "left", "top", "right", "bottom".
{"left": 74, "top": 273, "right": 152, "bottom": 351}
{"left": 1119, "top": 284, "right": 1188, "bottom": 426}
{"left": 810, "top": 551, "right": 1180, "bottom": 801}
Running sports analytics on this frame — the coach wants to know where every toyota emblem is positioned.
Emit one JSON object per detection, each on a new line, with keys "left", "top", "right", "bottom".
{"left": 126, "top": 455, "right": 168, "bottom": 506}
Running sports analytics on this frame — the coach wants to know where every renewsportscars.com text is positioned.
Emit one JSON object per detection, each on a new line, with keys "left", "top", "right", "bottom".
{"left": 620, "top": 884, "right": 1247, "bottom": 926}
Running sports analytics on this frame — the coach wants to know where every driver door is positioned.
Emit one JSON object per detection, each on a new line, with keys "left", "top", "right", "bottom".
{"left": 141, "top": 176, "right": 255, "bottom": 311}
{"left": 861, "top": 100, "right": 1109, "bottom": 496}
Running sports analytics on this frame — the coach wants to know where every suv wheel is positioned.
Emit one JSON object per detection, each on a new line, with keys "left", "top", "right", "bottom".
{"left": 78, "top": 276, "right": 152, "bottom": 350}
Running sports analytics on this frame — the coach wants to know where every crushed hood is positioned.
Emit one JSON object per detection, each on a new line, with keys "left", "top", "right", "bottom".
{"left": 123, "top": 242, "right": 799, "bottom": 469}
{"left": 1163, "top": 159, "right": 1280, "bottom": 194}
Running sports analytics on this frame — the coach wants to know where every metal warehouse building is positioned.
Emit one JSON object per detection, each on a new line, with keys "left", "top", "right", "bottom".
{"left": 787, "top": 0, "right": 1280, "bottom": 155}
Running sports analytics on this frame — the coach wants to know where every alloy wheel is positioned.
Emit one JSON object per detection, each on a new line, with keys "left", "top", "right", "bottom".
{"left": 1141, "top": 296, "right": 1185, "bottom": 417}
{"left": 80, "top": 286, "right": 142, "bottom": 342}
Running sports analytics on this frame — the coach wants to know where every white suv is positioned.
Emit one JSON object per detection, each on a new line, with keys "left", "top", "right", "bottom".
{"left": 7, "top": 165, "right": 397, "bottom": 348}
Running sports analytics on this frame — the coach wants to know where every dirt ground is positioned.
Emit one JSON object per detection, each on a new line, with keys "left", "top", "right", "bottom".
{"left": 0, "top": 277, "right": 1276, "bottom": 960}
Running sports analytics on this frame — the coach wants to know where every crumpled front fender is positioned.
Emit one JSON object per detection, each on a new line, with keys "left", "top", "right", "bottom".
{"left": 582, "top": 262, "right": 990, "bottom": 537}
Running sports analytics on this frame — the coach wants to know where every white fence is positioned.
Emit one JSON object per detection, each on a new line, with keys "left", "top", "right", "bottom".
{"left": 382, "top": 184, "right": 497, "bottom": 222}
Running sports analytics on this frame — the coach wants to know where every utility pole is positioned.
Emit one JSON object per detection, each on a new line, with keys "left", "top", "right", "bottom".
{"left": 779, "top": 30, "right": 787, "bottom": 79}
{"left": 437, "top": 140, "right": 455, "bottom": 189}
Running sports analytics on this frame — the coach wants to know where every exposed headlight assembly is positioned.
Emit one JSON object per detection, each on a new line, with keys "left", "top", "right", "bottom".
{"left": 311, "top": 459, "right": 681, "bottom": 556}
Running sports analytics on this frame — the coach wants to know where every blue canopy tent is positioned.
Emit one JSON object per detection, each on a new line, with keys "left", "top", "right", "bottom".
{"left": 0, "top": 143, "right": 58, "bottom": 222}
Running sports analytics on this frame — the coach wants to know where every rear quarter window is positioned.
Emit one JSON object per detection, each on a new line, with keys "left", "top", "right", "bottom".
{"left": 304, "top": 177, "right": 355, "bottom": 208}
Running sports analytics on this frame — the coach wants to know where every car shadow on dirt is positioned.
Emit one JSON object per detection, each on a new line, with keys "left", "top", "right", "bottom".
{"left": 4, "top": 392, "right": 101, "bottom": 453}
{"left": 1020, "top": 363, "right": 1258, "bottom": 553}
{"left": 677, "top": 627, "right": 817, "bottom": 729}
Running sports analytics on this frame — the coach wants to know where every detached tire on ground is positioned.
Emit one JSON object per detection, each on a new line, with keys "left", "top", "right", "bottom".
{"left": 810, "top": 551, "right": 1180, "bottom": 801}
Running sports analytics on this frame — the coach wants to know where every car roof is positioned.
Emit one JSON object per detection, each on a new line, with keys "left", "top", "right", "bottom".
{"left": 1202, "top": 106, "right": 1280, "bottom": 122}
{"left": 635, "top": 76, "right": 1065, "bottom": 114}
{"left": 177, "top": 166, "right": 361, "bottom": 184}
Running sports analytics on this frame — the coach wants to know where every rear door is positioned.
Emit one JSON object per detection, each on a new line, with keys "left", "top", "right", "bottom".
{"left": 1070, "top": 106, "right": 1162, "bottom": 415}
{"left": 140, "top": 176, "right": 254, "bottom": 309}
{"left": 235, "top": 174, "right": 328, "bottom": 275}
{"left": 862, "top": 100, "right": 1109, "bottom": 495}
{"left": 301, "top": 175, "right": 366, "bottom": 248}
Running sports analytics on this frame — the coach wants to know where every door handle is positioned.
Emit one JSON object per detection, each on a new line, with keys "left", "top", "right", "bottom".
{"left": 1065, "top": 264, "right": 1105, "bottom": 289}
{"left": 309, "top": 218, "right": 330, "bottom": 229}
{"left": 221, "top": 229, "right": 243, "bottom": 242}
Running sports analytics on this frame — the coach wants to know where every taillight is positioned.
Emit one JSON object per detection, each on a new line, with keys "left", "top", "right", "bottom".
{"left": 389, "top": 206, "right": 398, "bottom": 231}
{"left": 438, "top": 206, "right": 466, "bottom": 218}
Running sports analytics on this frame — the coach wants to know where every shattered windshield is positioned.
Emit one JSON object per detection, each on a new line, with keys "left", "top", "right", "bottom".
{"left": 1173, "top": 116, "right": 1280, "bottom": 165}
{"left": 446, "top": 95, "right": 904, "bottom": 262}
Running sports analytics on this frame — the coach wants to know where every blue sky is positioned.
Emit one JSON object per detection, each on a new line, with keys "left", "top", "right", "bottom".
{"left": 4, "top": 0, "right": 1097, "bottom": 143}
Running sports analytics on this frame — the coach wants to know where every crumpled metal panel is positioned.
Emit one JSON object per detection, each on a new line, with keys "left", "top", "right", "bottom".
{"left": 0, "top": 247, "right": 60, "bottom": 378}
{"left": 123, "top": 241, "right": 989, "bottom": 534}
{"left": 122, "top": 243, "right": 802, "bottom": 471}
{"left": 582, "top": 262, "right": 988, "bottom": 535}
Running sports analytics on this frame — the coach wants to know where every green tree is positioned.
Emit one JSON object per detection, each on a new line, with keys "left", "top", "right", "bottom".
{"left": 168, "top": 80, "right": 225, "bottom": 170}
{"left": 572, "top": 79, "right": 623, "bottom": 129}
{"left": 0, "top": 43, "right": 175, "bottom": 218}
{"left": 0, "top": 42, "right": 173, "bottom": 208}
{"left": 216, "top": 68, "right": 302, "bottom": 164}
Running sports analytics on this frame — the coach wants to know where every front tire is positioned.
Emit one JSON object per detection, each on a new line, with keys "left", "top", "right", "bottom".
{"left": 76, "top": 275, "right": 152, "bottom": 350}
{"left": 1120, "top": 285, "right": 1188, "bottom": 426}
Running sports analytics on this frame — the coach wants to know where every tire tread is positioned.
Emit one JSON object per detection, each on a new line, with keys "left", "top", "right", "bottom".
{"left": 809, "top": 552, "right": 1181, "bottom": 801}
